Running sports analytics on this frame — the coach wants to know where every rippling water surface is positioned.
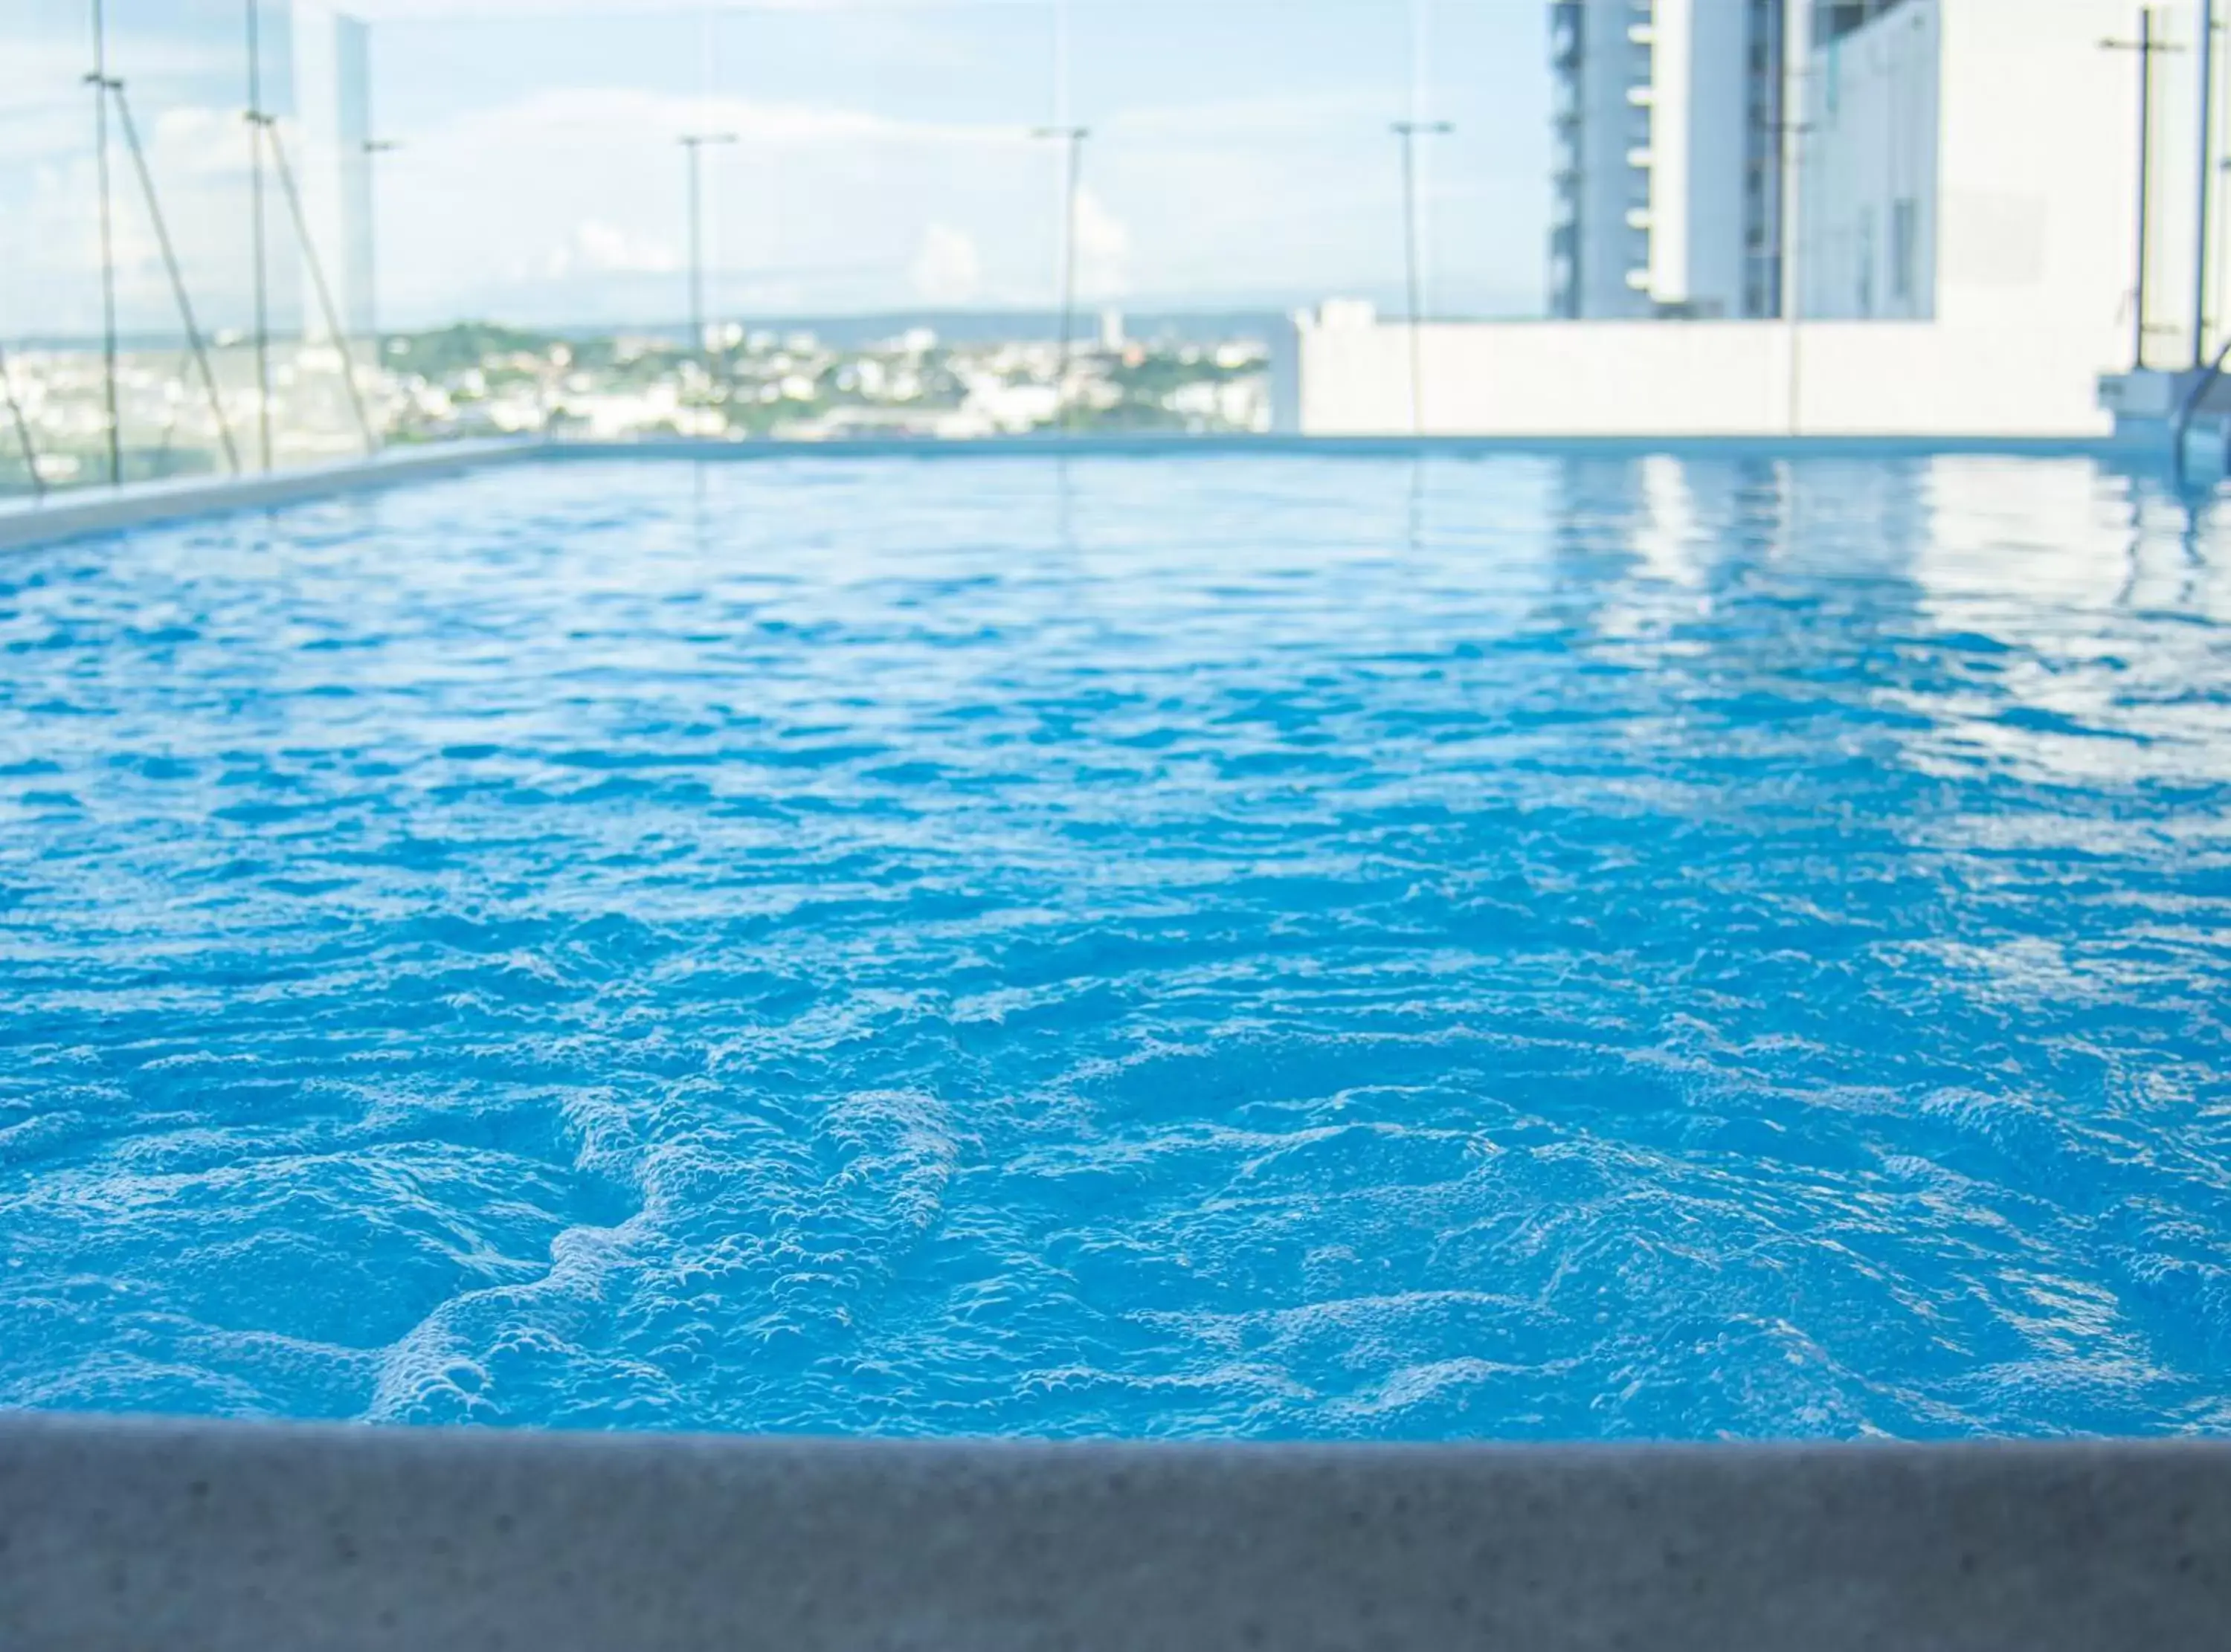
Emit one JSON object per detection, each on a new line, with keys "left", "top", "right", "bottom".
{"left": 3, "top": 453, "right": 2229, "bottom": 1438}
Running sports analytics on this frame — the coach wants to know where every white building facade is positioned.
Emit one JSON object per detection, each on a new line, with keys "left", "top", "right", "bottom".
{"left": 1298, "top": 0, "right": 2209, "bottom": 439}
{"left": 1797, "top": 0, "right": 1942, "bottom": 320}
{"left": 1796, "top": 0, "right": 2208, "bottom": 368}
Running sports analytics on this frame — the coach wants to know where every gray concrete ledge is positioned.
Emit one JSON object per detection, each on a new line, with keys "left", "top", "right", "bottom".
{"left": 2, "top": 1415, "right": 2228, "bottom": 1651}
{"left": 0, "top": 431, "right": 2132, "bottom": 554}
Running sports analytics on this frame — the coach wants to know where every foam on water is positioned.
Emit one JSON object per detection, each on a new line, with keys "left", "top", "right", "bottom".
{"left": 1, "top": 453, "right": 2227, "bottom": 1438}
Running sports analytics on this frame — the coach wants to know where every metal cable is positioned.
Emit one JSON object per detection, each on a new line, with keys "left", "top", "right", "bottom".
{"left": 262, "top": 119, "right": 379, "bottom": 454}
{"left": 0, "top": 339, "right": 45, "bottom": 500}
{"left": 106, "top": 79, "right": 243, "bottom": 475}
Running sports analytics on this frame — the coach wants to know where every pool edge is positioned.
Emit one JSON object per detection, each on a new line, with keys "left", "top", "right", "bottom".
{"left": 0, "top": 438, "right": 547, "bottom": 552}
{"left": 4, "top": 1411, "right": 2228, "bottom": 1650}
{"left": 0, "top": 431, "right": 2149, "bottom": 553}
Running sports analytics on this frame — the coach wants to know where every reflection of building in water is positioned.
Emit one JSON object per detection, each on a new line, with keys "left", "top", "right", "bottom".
{"left": 1910, "top": 458, "right": 2140, "bottom": 620}
{"left": 1545, "top": 454, "right": 1694, "bottom": 645}
{"left": 1545, "top": 451, "right": 1951, "bottom": 658}
{"left": 1898, "top": 457, "right": 2230, "bottom": 791}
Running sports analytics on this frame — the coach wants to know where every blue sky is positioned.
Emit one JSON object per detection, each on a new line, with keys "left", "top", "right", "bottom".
{"left": 4, "top": 0, "right": 1554, "bottom": 331}
{"left": 363, "top": 0, "right": 1554, "bottom": 325}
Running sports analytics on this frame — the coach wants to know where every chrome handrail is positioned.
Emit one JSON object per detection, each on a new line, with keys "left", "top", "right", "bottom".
{"left": 2170, "top": 336, "right": 2231, "bottom": 483}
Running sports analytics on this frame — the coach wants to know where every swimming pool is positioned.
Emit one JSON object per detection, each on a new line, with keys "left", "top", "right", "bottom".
{"left": 1, "top": 451, "right": 2226, "bottom": 1439}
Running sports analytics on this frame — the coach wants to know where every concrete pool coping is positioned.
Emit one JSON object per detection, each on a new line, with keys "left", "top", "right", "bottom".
{"left": 0, "top": 430, "right": 2144, "bottom": 554}
{"left": 3, "top": 1414, "right": 2228, "bottom": 1651}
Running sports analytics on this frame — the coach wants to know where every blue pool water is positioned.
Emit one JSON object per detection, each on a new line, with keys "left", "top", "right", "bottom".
{"left": 1, "top": 452, "right": 2227, "bottom": 1439}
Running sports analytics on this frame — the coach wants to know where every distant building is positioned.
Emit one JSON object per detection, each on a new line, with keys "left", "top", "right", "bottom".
{"left": 1548, "top": 0, "right": 1791, "bottom": 320}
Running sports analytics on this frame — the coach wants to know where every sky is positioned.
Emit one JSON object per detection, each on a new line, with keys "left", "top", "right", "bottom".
{"left": 1, "top": 0, "right": 1554, "bottom": 335}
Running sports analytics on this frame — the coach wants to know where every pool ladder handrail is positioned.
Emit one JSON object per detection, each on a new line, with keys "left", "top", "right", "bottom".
{"left": 2170, "top": 336, "right": 2231, "bottom": 483}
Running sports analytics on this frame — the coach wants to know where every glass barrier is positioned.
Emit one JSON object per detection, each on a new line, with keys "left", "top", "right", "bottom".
{"left": 1, "top": 0, "right": 1539, "bottom": 485}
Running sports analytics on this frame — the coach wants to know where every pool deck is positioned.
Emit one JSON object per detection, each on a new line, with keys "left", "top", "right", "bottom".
{"left": 2, "top": 1414, "right": 2227, "bottom": 1651}
{"left": 0, "top": 430, "right": 2143, "bottom": 553}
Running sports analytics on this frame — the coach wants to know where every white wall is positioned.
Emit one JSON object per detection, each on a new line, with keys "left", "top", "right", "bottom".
{"left": 1292, "top": 313, "right": 2115, "bottom": 439}
{"left": 1300, "top": 317, "right": 1785, "bottom": 436}
{"left": 1801, "top": 0, "right": 2156, "bottom": 393}
{"left": 2110, "top": 0, "right": 2211, "bottom": 369}
{"left": 1932, "top": 0, "right": 2153, "bottom": 381}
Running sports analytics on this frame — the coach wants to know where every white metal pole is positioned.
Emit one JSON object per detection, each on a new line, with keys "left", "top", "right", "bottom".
{"left": 2197, "top": 0, "right": 2218, "bottom": 365}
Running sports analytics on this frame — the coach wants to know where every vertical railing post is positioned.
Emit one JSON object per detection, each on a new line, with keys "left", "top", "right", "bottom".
{"left": 2197, "top": 0, "right": 2218, "bottom": 366}
{"left": 88, "top": 0, "right": 122, "bottom": 486}
{"left": 246, "top": 0, "right": 274, "bottom": 471}
{"left": 1392, "top": 120, "right": 1453, "bottom": 439}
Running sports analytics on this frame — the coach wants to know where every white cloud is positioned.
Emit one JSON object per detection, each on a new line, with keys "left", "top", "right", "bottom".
{"left": 909, "top": 222, "right": 984, "bottom": 303}
{"left": 1101, "top": 87, "right": 1392, "bottom": 147}
{"left": 1072, "top": 184, "right": 1130, "bottom": 299}
{"left": 145, "top": 106, "right": 257, "bottom": 181}
{"left": 419, "top": 85, "right": 1025, "bottom": 153}
{"left": 368, "top": 81, "right": 1060, "bottom": 322}
{"left": 5, "top": 0, "right": 1557, "bottom": 326}
{"left": 541, "top": 219, "right": 681, "bottom": 280}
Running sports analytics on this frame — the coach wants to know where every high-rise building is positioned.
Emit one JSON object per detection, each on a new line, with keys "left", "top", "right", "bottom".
{"left": 1548, "top": 0, "right": 1793, "bottom": 320}
{"left": 1548, "top": 0, "right": 1650, "bottom": 318}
